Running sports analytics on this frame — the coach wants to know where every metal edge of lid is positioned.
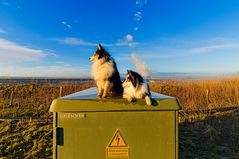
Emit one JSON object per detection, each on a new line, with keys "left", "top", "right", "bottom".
{"left": 49, "top": 97, "right": 180, "bottom": 112}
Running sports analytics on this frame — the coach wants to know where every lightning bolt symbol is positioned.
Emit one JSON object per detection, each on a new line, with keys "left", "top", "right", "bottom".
{"left": 116, "top": 133, "right": 120, "bottom": 145}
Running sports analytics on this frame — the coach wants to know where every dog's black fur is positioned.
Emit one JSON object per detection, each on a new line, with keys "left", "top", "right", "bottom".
{"left": 125, "top": 70, "right": 151, "bottom": 96}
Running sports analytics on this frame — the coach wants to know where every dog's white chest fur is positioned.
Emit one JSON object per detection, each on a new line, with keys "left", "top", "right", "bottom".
{"left": 122, "top": 81, "right": 149, "bottom": 99}
{"left": 91, "top": 58, "right": 115, "bottom": 81}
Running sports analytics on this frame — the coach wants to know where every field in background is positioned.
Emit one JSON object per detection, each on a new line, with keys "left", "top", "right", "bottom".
{"left": 1, "top": 77, "right": 239, "bottom": 118}
{"left": 150, "top": 77, "right": 239, "bottom": 110}
{"left": 0, "top": 81, "right": 94, "bottom": 118}
{"left": 0, "top": 77, "right": 239, "bottom": 158}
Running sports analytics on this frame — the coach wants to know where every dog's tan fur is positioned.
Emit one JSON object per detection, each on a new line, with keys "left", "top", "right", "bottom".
{"left": 90, "top": 44, "right": 122, "bottom": 98}
{"left": 91, "top": 57, "right": 115, "bottom": 97}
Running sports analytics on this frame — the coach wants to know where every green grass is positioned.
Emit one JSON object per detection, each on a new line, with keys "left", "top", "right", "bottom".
{"left": 0, "top": 120, "right": 52, "bottom": 158}
{"left": 179, "top": 110, "right": 239, "bottom": 159}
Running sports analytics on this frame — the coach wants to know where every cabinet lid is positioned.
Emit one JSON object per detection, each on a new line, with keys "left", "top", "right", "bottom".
{"left": 50, "top": 87, "right": 181, "bottom": 112}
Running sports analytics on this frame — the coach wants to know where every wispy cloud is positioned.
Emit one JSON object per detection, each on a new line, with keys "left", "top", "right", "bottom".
{"left": 55, "top": 61, "right": 65, "bottom": 64}
{"left": 116, "top": 34, "right": 139, "bottom": 47}
{"left": 116, "top": 52, "right": 178, "bottom": 61}
{"left": 116, "top": 41, "right": 139, "bottom": 47}
{"left": 0, "top": 38, "right": 48, "bottom": 63}
{"left": 135, "top": 0, "right": 148, "bottom": 8}
{"left": 116, "top": 38, "right": 239, "bottom": 61}
{"left": 0, "top": 28, "right": 7, "bottom": 34}
{"left": 55, "top": 61, "right": 72, "bottom": 67}
{"left": 133, "top": 0, "right": 149, "bottom": 31}
{"left": 192, "top": 43, "right": 239, "bottom": 53}
{"left": 0, "top": 65, "right": 90, "bottom": 78}
{"left": 61, "top": 21, "right": 72, "bottom": 30}
{"left": 134, "top": 11, "right": 142, "bottom": 21}
{"left": 1, "top": 1, "right": 9, "bottom": 6}
{"left": 133, "top": 11, "right": 142, "bottom": 31}
{"left": 53, "top": 37, "right": 98, "bottom": 46}
{"left": 54, "top": 37, "right": 138, "bottom": 47}
{"left": 134, "top": 27, "right": 139, "bottom": 31}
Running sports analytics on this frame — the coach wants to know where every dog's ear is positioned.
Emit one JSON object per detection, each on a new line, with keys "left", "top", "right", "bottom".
{"left": 98, "top": 43, "right": 102, "bottom": 50}
{"left": 131, "top": 74, "right": 137, "bottom": 87}
{"left": 103, "top": 51, "right": 110, "bottom": 59}
{"left": 127, "top": 70, "right": 130, "bottom": 74}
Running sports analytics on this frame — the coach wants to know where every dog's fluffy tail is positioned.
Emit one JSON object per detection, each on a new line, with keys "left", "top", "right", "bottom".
{"left": 131, "top": 54, "right": 150, "bottom": 78}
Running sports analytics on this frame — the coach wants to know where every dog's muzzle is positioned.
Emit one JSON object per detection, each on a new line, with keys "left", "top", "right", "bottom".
{"left": 89, "top": 56, "right": 94, "bottom": 61}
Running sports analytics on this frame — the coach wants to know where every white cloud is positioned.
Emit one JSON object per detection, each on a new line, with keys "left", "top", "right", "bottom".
{"left": 126, "top": 41, "right": 239, "bottom": 60}
{"left": 53, "top": 37, "right": 97, "bottom": 46}
{"left": 61, "top": 21, "right": 72, "bottom": 29}
{"left": 134, "top": 11, "right": 142, "bottom": 21}
{"left": 116, "top": 41, "right": 139, "bottom": 47}
{"left": 42, "top": 49, "right": 57, "bottom": 57}
{"left": 126, "top": 34, "right": 133, "bottom": 41}
{"left": 0, "top": 28, "right": 7, "bottom": 34}
{"left": 55, "top": 61, "right": 65, "bottom": 64}
{"left": 192, "top": 43, "right": 239, "bottom": 53}
{"left": 53, "top": 37, "right": 114, "bottom": 47}
{"left": 0, "top": 39, "right": 47, "bottom": 63}
{"left": 116, "top": 34, "right": 138, "bottom": 47}
{"left": 134, "top": 0, "right": 148, "bottom": 31}
{"left": 0, "top": 65, "right": 90, "bottom": 78}
{"left": 136, "top": 0, "right": 148, "bottom": 7}
{"left": 55, "top": 61, "right": 71, "bottom": 67}
{"left": 53, "top": 36, "right": 138, "bottom": 47}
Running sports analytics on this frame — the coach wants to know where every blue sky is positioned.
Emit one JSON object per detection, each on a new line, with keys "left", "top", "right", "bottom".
{"left": 1, "top": 0, "right": 239, "bottom": 78}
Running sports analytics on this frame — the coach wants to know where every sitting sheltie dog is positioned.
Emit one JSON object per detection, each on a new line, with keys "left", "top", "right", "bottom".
{"left": 90, "top": 44, "right": 123, "bottom": 98}
{"left": 122, "top": 70, "right": 152, "bottom": 105}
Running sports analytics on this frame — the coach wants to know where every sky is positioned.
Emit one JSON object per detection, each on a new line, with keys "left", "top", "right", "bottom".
{"left": 1, "top": 0, "right": 239, "bottom": 78}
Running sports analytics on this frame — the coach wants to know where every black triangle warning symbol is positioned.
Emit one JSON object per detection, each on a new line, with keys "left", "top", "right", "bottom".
{"left": 108, "top": 129, "right": 128, "bottom": 147}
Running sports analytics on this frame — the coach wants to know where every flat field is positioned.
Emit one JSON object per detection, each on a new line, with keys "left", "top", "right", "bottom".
{"left": 0, "top": 78, "right": 238, "bottom": 158}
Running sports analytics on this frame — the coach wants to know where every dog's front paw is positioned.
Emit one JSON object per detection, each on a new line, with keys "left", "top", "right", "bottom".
{"left": 98, "top": 93, "right": 103, "bottom": 99}
{"left": 102, "top": 94, "right": 108, "bottom": 99}
{"left": 127, "top": 97, "right": 136, "bottom": 103}
{"left": 123, "top": 94, "right": 135, "bottom": 102}
{"left": 145, "top": 96, "right": 152, "bottom": 106}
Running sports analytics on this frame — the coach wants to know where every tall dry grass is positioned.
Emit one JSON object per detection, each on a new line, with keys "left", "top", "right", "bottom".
{"left": 0, "top": 81, "right": 95, "bottom": 118}
{"left": 150, "top": 77, "right": 239, "bottom": 110}
{"left": 1, "top": 77, "right": 239, "bottom": 117}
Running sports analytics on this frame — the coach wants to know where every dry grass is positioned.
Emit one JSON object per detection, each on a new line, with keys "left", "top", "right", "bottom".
{"left": 0, "top": 78, "right": 239, "bottom": 158}
{"left": 150, "top": 77, "right": 239, "bottom": 110}
{"left": 1, "top": 77, "right": 239, "bottom": 117}
{"left": 0, "top": 81, "right": 95, "bottom": 118}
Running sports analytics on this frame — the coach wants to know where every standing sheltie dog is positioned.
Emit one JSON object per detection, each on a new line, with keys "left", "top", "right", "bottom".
{"left": 122, "top": 70, "right": 152, "bottom": 105}
{"left": 90, "top": 44, "right": 123, "bottom": 98}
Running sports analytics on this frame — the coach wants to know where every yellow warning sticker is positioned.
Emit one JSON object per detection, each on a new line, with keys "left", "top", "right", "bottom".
{"left": 107, "top": 147, "right": 129, "bottom": 157}
{"left": 109, "top": 129, "right": 127, "bottom": 147}
{"left": 106, "top": 129, "right": 129, "bottom": 158}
